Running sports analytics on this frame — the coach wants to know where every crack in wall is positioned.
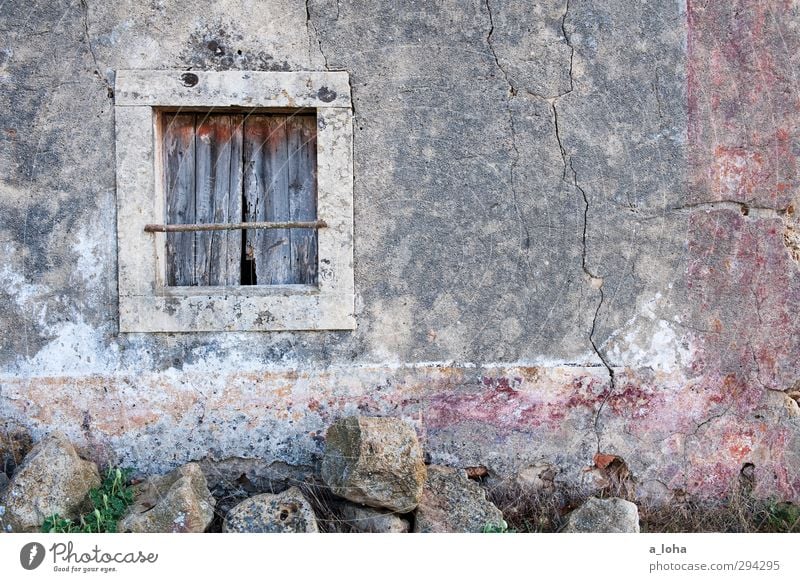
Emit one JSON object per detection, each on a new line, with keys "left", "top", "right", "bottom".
{"left": 485, "top": 0, "right": 513, "bottom": 93}
{"left": 550, "top": 2, "right": 615, "bottom": 452}
{"left": 565, "top": 141, "right": 616, "bottom": 451}
{"left": 680, "top": 401, "right": 736, "bottom": 492}
{"left": 305, "top": 0, "right": 330, "bottom": 70}
{"left": 485, "top": 0, "right": 530, "bottom": 250}
{"left": 484, "top": 0, "right": 614, "bottom": 451}
{"left": 670, "top": 200, "right": 790, "bottom": 218}
{"left": 560, "top": 0, "right": 575, "bottom": 96}
{"left": 661, "top": 200, "right": 800, "bottom": 267}
{"left": 527, "top": 0, "right": 575, "bottom": 101}
{"left": 79, "top": 0, "right": 113, "bottom": 98}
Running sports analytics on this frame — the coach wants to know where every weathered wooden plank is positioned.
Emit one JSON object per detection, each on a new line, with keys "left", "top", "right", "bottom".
{"left": 227, "top": 115, "right": 245, "bottom": 284}
{"left": 194, "top": 114, "right": 243, "bottom": 286}
{"left": 287, "top": 115, "right": 318, "bottom": 284}
{"left": 244, "top": 115, "right": 292, "bottom": 285}
{"left": 242, "top": 116, "right": 264, "bottom": 285}
{"left": 163, "top": 113, "right": 196, "bottom": 286}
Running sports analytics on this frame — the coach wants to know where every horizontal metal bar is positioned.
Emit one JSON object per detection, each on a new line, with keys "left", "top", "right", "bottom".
{"left": 144, "top": 220, "right": 327, "bottom": 233}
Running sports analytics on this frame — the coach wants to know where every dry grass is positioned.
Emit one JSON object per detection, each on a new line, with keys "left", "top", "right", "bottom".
{"left": 486, "top": 482, "right": 583, "bottom": 533}
{"left": 638, "top": 494, "right": 800, "bottom": 533}
{"left": 293, "top": 481, "right": 353, "bottom": 533}
{"left": 486, "top": 481, "right": 800, "bottom": 533}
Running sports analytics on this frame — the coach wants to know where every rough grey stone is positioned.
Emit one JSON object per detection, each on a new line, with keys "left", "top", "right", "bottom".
{"left": 339, "top": 502, "right": 410, "bottom": 533}
{"left": 562, "top": 496, "right": 640, "bottom": 533}
{"left": 0, "top": 432, "right": 100, "bottom": 532}
{"left": 413, "top": 465, "right": 505, "bottom": 533}
{"left": 119, "top": 463, "right": 215, "bottom": 533}
{"left": 222, "top": 487, "right": 318, "bottom": 533}
{"left": 321, "top": 416, "right": 426, "bottom": 512}
{"left": 0, "top": 472, "right": 8, "bottom": 495}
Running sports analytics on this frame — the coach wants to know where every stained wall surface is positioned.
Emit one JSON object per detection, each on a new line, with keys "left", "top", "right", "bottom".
{"left": 1, "top": 0, "right": 798, "bottom": 500}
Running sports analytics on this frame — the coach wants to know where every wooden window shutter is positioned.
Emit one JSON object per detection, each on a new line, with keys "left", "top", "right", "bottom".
{"left": 161, "top": 112, "right": 318, "bottom": 287}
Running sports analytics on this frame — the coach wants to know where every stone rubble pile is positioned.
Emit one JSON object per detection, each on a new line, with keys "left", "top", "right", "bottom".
{"left": 0, "top": 419, "right": 642, "bottom": 533}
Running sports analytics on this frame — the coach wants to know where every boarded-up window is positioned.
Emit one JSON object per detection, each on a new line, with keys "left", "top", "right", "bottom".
{"left": 160, "top": 112, "right": 318, "bottom": 286}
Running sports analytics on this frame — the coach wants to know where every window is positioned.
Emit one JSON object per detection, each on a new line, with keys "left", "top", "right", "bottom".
{"left": 158, "top": 111, "right": 320, "bottom": 287}
{"left": 114, "top": 71, "right": 354, "bottom": 332}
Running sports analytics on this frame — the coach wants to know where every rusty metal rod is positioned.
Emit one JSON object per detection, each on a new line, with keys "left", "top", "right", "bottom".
{"left": 144, "top": 220, "right": 327, "bottom": 233}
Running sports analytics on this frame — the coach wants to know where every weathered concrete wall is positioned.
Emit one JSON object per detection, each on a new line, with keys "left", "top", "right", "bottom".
{"left": 1, "top": 0, "right": 798, "bottom": 501}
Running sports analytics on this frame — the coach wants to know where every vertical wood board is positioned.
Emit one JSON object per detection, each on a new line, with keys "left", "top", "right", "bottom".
{"left": 244, "top": 115, "right": 291, "bottom": 284}
{"left": 287, "top": 115, "right": 318, "bottom": 284}
{"left": 194, "top": 114, "right": 243, "bottom": 286}
{"left": 163, "top": 113, "right": 196, "bottom": 286}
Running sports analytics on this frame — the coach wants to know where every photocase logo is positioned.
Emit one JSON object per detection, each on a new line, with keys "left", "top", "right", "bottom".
{"left": 20, "top": 542, "right": 46, "bottom": 570}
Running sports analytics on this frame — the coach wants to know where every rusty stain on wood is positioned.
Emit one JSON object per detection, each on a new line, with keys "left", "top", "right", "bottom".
{"left": 161, "top": 111, "right": 319, "bottom": 286}
{"left": 194, "top": 114, "right": 243, "bottom": 286}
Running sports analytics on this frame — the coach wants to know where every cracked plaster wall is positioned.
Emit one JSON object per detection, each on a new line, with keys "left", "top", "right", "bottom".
{"left": 0, "top": 0, "right": 798, "bottom": 501}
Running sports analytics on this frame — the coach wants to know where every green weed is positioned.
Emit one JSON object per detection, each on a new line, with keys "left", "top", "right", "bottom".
{"left": 482, "top": 520, "right": 512, "bottom": 533}
{"left": 42, "top": 467, "right": 134, "bottom": 533}
{"left": 765, "top": 501, "right": 800, "bottom": 533}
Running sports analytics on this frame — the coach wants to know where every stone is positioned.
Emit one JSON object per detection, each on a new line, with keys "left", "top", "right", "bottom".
{"left": 515, "top": 462, "right": 558, "bottom": 493}
{"left": 222, "top": 487, "right": 318, "bottom": 533}
{"left": 119, "top": 462, "right": 215, "bottom": 533}
{"left": 339, "top": 502, "right": 410, "bottom": 533}
{"left": 562, "top": 497, "right": 641, "bottom": 533}
{"left": 0, "top": 432, "right": 100, "bottom": 532}
{"left": 0, "top": 472, "right": 8, "bottom": 495}
{"left": 413, "top": 465, "right": 505, "bottom": 533}
{"left": 321, "top": 416, "right": 426, "bottom": 512}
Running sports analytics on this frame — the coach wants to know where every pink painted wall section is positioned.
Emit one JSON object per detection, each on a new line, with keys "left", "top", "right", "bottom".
{"left": 688, "top": 0, "right": 799, "bottom": 208}
{"left": 683, "top": 0, "right": 800, "bottom": 498}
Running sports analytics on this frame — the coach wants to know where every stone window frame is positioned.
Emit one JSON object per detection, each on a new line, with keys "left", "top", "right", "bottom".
{"left": 114, "top": 70, "right": 354, "bottom": 332}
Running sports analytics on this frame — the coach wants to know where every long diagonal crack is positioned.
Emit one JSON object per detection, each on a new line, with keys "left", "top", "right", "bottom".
{"left": 486, "top": 0, "right": 530, "bottom": 250}
{"left": 551, "top": 2, "right": 616, "bottom": 452}
{"left": 554, "top": 101, "right": 616, "bottom": 451}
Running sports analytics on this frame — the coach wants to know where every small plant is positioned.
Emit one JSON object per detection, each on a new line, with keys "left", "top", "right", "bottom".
{"left": 482, "top": 520, "right": 512, "bottom": 533}
{"left": 765, "top": 501, "right": 800, "bottom": 533}
{"left": 42, "top": 467, "right": 135, "bottom": 533}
